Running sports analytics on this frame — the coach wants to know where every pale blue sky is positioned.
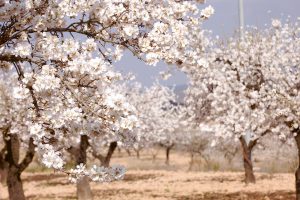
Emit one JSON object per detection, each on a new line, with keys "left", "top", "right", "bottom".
{"left": 115, "top": 0, "right": 300, "bottom": 86}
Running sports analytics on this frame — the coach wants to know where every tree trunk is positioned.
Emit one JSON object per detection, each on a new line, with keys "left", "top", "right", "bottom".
{"left": 0, "top": 167, "right": 7, "bottom": 184}
{"left": 294, "top": 133, "right": 300, "bottom": 200}
{"left": 76, "top": 135, "right": 93, "bottom": 200}
{"left": 7, "top": 165, "right": 25, "bottom": 200}
{"left": 152, "top": 154, "right": 157, "bottom": 162}
{"left": 4, "top": 131, "right": 35, "bottom": 200}
{"left": 0, "top": 147, "right": 8, "bottom": 184}
{"left": 239, "top": 137, "right": 256, "bottom": 184}
{"left": 92, "top": 142, "right": 117, "bottom": 168}
{"left": 135, "top": 149, "right": 140, "bottom": 159}
{"left": 77, "top": 176, "right": 92, "bottom": 200}
{"left": 126, "top": 149, "right": 131, "bottom": 156}
{"left": 150, "top": 149, "right": 158, "bottom": 163}
{"left": 188, "top": 152, "right": 194, "bottom": 170}
{"left": 101, "top": 142, "right": 117, "bottom": 167}
{"left": 165, "top": 144, "right": 174, "bottom": 165}
{"left": 0, "top": 125, "right": 35, "bottom": 200}
{"left": 5, "top": 133, "right": 24, "bottom": 200}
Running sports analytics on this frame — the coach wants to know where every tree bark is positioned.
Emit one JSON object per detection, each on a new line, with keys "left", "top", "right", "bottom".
{"left": 77, "top": 176, "right": 92, "bottom": 200}
{"left": 92, "top": 142, "right": 117, "bottom": 167}
{"left": 294, "top": 133, "right": 300, "bottom": 200}
{"left": 135, "top": 149, "right": 140, "bottom": 159}
{"left": 0, "top": 146, "right": 8, "bottom": 184}
{"left": 152, "top": 154, "right": 157, "bottom": 162}
{"left": 0, "top": 167, "right": 7, "bottom": 184}
{"left": 239, "top": 137, "right": 256, "bottom": 184}
{"left": 165, "top": 144, "right": 174, "bottom": 165}
{"left": 75, "top": 135, "right": 93, "bottom": 200}
{"left": 6, "top": 165, "right": 25, "bottom": 200}
{"left": 188, "top": 152, "right": 194, "bottom": 170}
{"left": 4, "top": 130, "right": 35, "bottom": 200}
{"left": 150, "top": 148, "right": 159, "bottom": 163}
{"left": 126, "top": 149, "right": 131, "bottom": 156}
{"left": 101, "top": 142, "right": 117, "bottom": 167}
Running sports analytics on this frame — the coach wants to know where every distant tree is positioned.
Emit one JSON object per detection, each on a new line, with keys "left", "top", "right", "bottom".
{"left": 184, "top": 19, "right": 300, "bottom": 189}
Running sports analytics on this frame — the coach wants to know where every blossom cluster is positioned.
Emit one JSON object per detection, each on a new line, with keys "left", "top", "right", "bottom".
{"left": 68, "top": 163, "right": 126, "bottom": 183}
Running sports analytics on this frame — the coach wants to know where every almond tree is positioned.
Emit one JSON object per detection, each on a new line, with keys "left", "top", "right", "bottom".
{"left": 130, "top": 82, "right": 185, "bottom": 165}
{"left": 206, "top": 20, "right": 300, "bottom": 184}
{"left": 184, "top": 18, "right": 300, "bottom": 189}
{"left": 0, "top": 1, "right": 211, "bottom": 199}
{"left": 0, "top": 74, "right": 35, "bottom": 200}
{"left": 262, "top": 21, "right": 300, "bottom": 199}
{"left": 176, "top": 123, "right": 211, "bottom": 170}
{"left": 142, "top": 84, "right": 185, "bottom": 165}
{"left": 110, "top": 80, "right": 187, "bottom": 164}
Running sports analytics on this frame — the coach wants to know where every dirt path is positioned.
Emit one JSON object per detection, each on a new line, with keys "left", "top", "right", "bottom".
{"left": 0, "top": 170, "right": 295, "bottom": 200}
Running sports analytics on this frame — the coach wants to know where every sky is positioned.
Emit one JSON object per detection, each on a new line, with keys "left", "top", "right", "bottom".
{"left": 115, "top": 0, "right": 300, "bottom": 87}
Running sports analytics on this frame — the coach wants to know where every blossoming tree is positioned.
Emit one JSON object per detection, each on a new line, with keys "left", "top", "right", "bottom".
{"left": 0, "top": 0, "right": 212, "bottom": 199}
{"left": 184, "top": 18, "right": 300, "bottom": 194}
{"left": 131, "top": 82, "right": 186, "bottom": 165}
{"left": 0, "top": 73, "right": 36, "bottom": 200}
{"left": 108, "top": 80, "right": 186, "bottom": 164}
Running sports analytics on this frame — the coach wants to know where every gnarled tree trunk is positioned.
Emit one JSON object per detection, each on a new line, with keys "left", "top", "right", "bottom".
{"left": 75, "top": 135, "right": 93, "bottom": 200}
{"left": 102, "top": 142, "right": 117, "bottom": 167}
{"left": 3, "top": 129, "right": 35, "bottom": 200}
{"left": 239, "top": 136, "right": 256, "bottom": 184}
{"left": 6, "top": 165, "right": 24, "bottom": 200}
{"left": 92, "top": 142, "right": 117, "bottom": 167}
{"left": 294, "top": 132, "right": 300, "bottom": 200}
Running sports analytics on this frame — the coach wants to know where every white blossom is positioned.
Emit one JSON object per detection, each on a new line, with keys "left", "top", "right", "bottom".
{"left": 42, "top": 149, "right": 64, "bottom": 169}
{"left": 272, "top": 19, "right": 282, "bottom": 28}
{"left": 201, "top": 5, "right": 214, "bottom": 19}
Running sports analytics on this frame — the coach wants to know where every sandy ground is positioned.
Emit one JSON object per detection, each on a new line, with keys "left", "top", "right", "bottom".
{"left": 0, "top": 149, "right": 297, "bottom": 199}
{"left": 0, "top": 170, "right": 295, "bottom": 200}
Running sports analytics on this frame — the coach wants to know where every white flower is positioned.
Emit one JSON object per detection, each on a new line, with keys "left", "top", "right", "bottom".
{"left": 29, "top": 124, "right": 43, "bottom": 138}
{"left": 119, "top": 115, "right": 138, "bottom": 130}
{"left": 272, "top": 19, "right": 282, "bottom": 28}
{"left": 160, "top": 71, "right": 172, "bottom": 80}
{"left": 293, "top": 123, "right": 299, "bottom": 129}
{"left": 33, "top": 65, "right": 60, "bottom": 92}
{"left": 197, "top": 58, "right": 209, "bottom": 68}
{"left": 12, "top": 86, "right": 29, "bottom": 99}
{"left": 146, "top": 52, "right": 160, "bottom": 66}
{"left": 63, "top": 107, "right": 82, "bottom": 122}
{"left": 82, "top": 38, "right": 97, "bottom": 51}
{"left": 201, "top": 5, "right": 214, "bottom": 19}
{"left": 153, "top": 22, "right": 168, "bottom": 33}
{"left": 123, "top": 25, "right": 139, "bottom": 37}
{"left": 114, "top": 45, "right": 124, "bottom": 61}
{"left": 210, "top": 140, "right": 216, "bottom": 147}
{"left": 111, "top": 165, "right": 126, "bottom": 180}
{"left": 13, "top": 43, "right": 31, "bottom": 57}
{"left": 104, "top": 90, "right": 125, "bottom": 109}
{"left": 71, "top": 163, "right": 86, "bottom": 174}
{"left": 42, "top": 149, "right": 64, "bottom": 169}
